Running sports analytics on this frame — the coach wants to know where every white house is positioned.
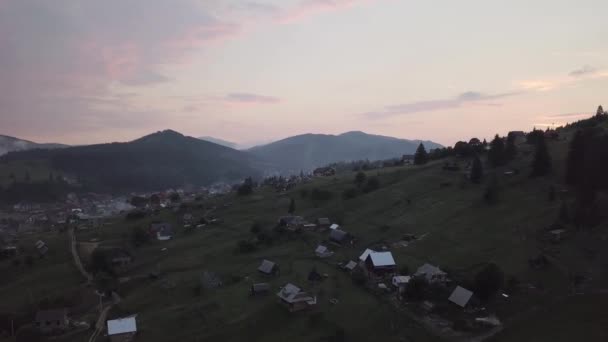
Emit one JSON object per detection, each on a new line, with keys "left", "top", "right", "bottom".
{"left": 107, "top": 316, "right": 137, "bottom": 342}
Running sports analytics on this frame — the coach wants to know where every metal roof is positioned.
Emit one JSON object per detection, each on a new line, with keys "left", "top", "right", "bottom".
{"left": 448, "top": 286, "right": 473, "bottom": 308}
{"left": 369, "top": 251, "right": 396, "bottom": 267}
{"left": 315, "top": 245, "right": 328, "bottom": 254}
{"left": 258, "top": 259, "right": 276, "bottom": 274}
{"left": 107, "top": 316, "right": 137, "bottom": 335}
{"left": 359, "top": 248, "right": 375, "bottom": 261}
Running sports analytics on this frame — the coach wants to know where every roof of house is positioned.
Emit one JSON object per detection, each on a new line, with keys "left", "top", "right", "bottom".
{"left": 35, "top": 309, "right": 67, "bottom": 322}
{"left": 258, "top": 259, "right": 277, "bottom": 274}
{"left": 359, "top": 248, "right": 375, "bottom": 261}
{"left": 277, "top": 283, "right": 300, "bottom": 301}
{"left": 107, "top": 316, "right": 137, "bottom": 336}
{"left": 329, "top": 223, "right": 340, "bottom": 230}
{"left": 344, "top": 261, "right": 357, "bottom": 270}
{"left": 330, "top": 229, "right": 348, "bottom": 242}
{"left": 448, "top": 286, "right": 474, "bottom": 308}
{"left": 415, "top": 263, "right": 446, "bottom": 276}
{"left": 35, "top": 240, "right": 46, "bottom": 249}
{"left": 252, "top": 283, "right": 271, "bottom": 292}
{"left": 317, "top": 218, "right": 330, "bottom": 225}
{"left": 392, "top": 275, "right": 411, "bottom": 284}
{"left": 315, "top": 245, "right": 328, "bottom": 254}
{"left": 368, "top": 251, "right": 396, "bottom": 267}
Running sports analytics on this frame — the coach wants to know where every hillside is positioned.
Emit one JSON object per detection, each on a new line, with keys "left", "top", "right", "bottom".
{"left": 0, "top": 134, "right": 67, "bottom": 156}
{"left": 3, "top": 119, "right": 608, "bottom": 342}
{"left": 0, "top": 130, "right": 260, "bottom": 192}
{"left": 248, "top": 131, "right": 442, "bottom": 173}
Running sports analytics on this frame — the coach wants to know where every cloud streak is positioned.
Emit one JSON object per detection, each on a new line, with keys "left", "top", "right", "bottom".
{"left": 363, "top": 91, "right": 519, "bottom": 119}
{"left": 225, "top": 93, "right": 281, "bottom": 104}
{"left": 569, "top": 65, "right": 598, "bottom": 77}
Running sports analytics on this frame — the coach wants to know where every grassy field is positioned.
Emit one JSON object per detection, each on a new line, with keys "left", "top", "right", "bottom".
{"left": 3, "top": 123, "right": 608, "bottom": 341}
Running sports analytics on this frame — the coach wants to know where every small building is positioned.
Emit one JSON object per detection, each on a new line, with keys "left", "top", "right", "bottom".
{"left": 278, "top": 216, "right": 304, "bottom": 227}
{"left": 313, "top": 167, "right": 336, "bottom": 177}
{"left": 358, "top": 248, "right": 375, "bottom": 262}
{"left": 156, "top": 226, "right": 173, "bottom": 241}
{"left": 107, "top": 316, "right": 137, "bottom": 342}
{"left": 344, "top": 260, "right": 358, "bottom": 272}
{"left": 317, "top": 218, "right": 331, "bottom": 229}
{"left": 415, "top": 263, "right": 448, "bottom": 284}
{"left": 392, "top": 275, "right": 411, "bottom": 288}
{"left": 251, "top": 283, "right": 271, "bottom": 296}
{"left": 276, "top": 283, "right": 317, "bottom": 312}
{"left": 35, "top": 240, "right": 48, "bottom": 256}
{"left": 258, "top": 259, "right": 279, "bottom": 276}
{"left": 329, "top": 223, "right": 340, "bottom": 230}
{"left": 329, "top": 229, "right": 351, "bottom": 245}
{"left": 315, "top": 245, "right": 333, "bottom": 258}
{"left": 365, "top": 251, "right": 397, "bottom": 276}
{"left": 35, "top": 309, "right": 68, "bottom": 334}
{"left": 448, "top": 286, "right": 473, "bottom": 308}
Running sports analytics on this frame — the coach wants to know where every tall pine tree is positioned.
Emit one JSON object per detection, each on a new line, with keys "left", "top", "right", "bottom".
{"left": 414, "top": 143, "right": 428, "bottom": 165}
{"left": 565, "top": 130, "right": 586, "bottom": 185}
{"left": 596, "top": 105, "right": 604, "bottom": 116}
{"left": 288, "top": 198, "right": 296, "bottom": 214}
{"left": 470, "top": 155, "right": 483, "bottom": 184}
{"left": 530, "top": 135, "right": 552, "bottom": 177}
{"left": 505, "top": 132, "right": 517, "bottom": 161}
{"left": 488, "top": 135, "right": 505, "bottom": 167}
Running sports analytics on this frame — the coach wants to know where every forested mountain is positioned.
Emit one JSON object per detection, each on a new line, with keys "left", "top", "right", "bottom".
{"left": 0, "top": 135, "right": 67, "bottom": 156}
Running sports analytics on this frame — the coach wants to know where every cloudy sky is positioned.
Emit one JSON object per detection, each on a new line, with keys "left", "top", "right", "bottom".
{"left": 1, "top": 0, "right": 607, "bottom": 147}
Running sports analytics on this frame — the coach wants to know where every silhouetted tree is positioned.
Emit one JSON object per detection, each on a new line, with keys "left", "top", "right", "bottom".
{"left": 474, "top": 263, "right": 504, "bottom": 301}
{"left": 288, "top": 198, "right": 296, "bottom": 214}
{"left": 565, "top": 130, "right": 586, "bottom": 185}
{"left": 454, "top": 141, "right": 471, "bottom": 157}
{"left": 237, "top": 177, "right": 254, "bottom": 196}
{"left": 505, "top": 132, "right": 517, "bottom": 161}
{"left": 526, "top": 128, "right": 544, "bottom": 145}
{"left": 487, "top": 135, "right": 505, "bottom": 167}
{"left": 414, "top": 143, "right": 428, "bottom": 165}
{"left": 596, "top": 105, "right": 604, "bottom": 116}
{"left": 354, "top": 171, "right": 367, "bottom": 187}
{"left": 470, "top": 155, "right": 483, "bottom": 184}
{"left": 530, "top": 135, "right": 552, "bottom": 177}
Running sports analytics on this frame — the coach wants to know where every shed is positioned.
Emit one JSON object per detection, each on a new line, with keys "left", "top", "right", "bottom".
{"left": 329, "top": 229, "right": 350, "bottom": 245}
{"left": 344, "top": 261, "right": 357, "bottom": 272}
{"left": 107, "top": 316, "right": 137, "bottom": 342}
{"left": 315, "top": 245, "right": 333, "bottom": 258}
{"left": 251, "top": 283, "right": 271, "bottom": 296}
{"left": 277, "top": 283, "right": 317, "bottom": 312}
{"left": 365, "top": 251, "right": 397, "bottom": 276}
{"left": 448, "top": 286, "right": 473, "bottom": 308}
{"left": 258, "top": 259, "right": 279, "bottom": 275}
{"left": 415, "top": 263, "right": 447, "bottom": 283}
{"left": 329, "top": 223, "right": 340, "bottom": 230}
{"left": 392, "top": 275, "right": 411, "bottom": 288}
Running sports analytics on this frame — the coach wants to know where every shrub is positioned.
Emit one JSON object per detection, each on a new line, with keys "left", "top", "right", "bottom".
{"left": 342, "top": 187, "right": 358, "bottom": 200}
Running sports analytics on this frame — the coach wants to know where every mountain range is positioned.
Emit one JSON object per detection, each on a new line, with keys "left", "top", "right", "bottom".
{"left": 198, "top": 136, "right": 238, "bottom": 149}
{"left": 248, "top": 131, "right": 442, "bottom": 172}
{"left": 0, "top": 134, "right": 67, "bottom": 156}
{"left": 0, "top": 130, "right": 441, "bottom": 192}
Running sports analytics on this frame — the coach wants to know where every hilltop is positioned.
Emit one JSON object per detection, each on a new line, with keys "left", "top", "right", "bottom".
{"left": 0, "top": 134, "right": 67, "bottom": 156}
{"left": 0, "top": 130, "right": 260, "bottom": 193}
{"left": 248, "top": 131, "right": 442, "bottom": 173}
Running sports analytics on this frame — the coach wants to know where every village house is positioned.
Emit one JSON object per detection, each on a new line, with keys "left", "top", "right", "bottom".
{"left": 343, "top": 260, "right": 358, "bottom": 272}
{"left": 448, "top": 286, "right": 474, "bottom": 308}
{"left": 150, "top": 222, "right": 173, "bottom": 241}
{"left": 250, "top": 283, "right": 271, "bottom": 296}
{"left": 276, "top": 283, "right": 317, "bottom": 312}
{"left": 313, "top": 167, "right": 336, "bottom": 177}
{"left": 316, "top": 218, "right": 331, "bottom": 230}
{"left": 364, "top": 251, "right": 397, "bottom": 277}
{"left": 315, "top": 245, "right": 334, "bottom": 258}
{"left": 329, "top": 229, "right": 351, "bottom": 245}
{"left": 392, "top": 275, "right": 411, "bottom": 289}
{"left": 258, "top": 259, "right": 279, "bottom": 276}
{"left": 329, "top": 223, "right": 340, "bottom": 230}
{"left": 278, "top": 216, "right": 305, "bottom": 231}
{"left": 415, "top": 263, "right": 448, "bottom": 284}
{"left": 35, "top": 309, "right": 69, "bottom": 334}
{"left": 35, "top": 240, "right": 48, "bottom": 256}
{"left": 358, "top": 249, "right": 374, "bottom": 263}
{"left": 107, "top": 316, "right": 138, "bottom": 342}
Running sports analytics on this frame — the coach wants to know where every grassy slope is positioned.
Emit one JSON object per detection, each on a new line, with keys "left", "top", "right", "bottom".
{"left": 3, "top": 123, "right": 608, "bottom": 341}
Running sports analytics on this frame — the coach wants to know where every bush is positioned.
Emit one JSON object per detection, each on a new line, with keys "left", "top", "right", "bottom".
{"left": 130, "top": 226, "right": 149, "bottom": 246}
{"left": 342, "top": 187, "right": 359, "bottom": 200}
{"left": 474, "top": 263, "right": 504, "bottom": 301}
{"left": 362, "top": 177, "right": 380, "bottom": 193}
{"left": 311, "top": 188, "right": 332, "bottom": 201}
{"left": 236, "top": 240, "right": 256, "bottom": 253}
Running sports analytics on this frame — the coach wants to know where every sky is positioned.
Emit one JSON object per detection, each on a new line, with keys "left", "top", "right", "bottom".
{"left": 1, "top": 0, "right": 607, "bottom": 148}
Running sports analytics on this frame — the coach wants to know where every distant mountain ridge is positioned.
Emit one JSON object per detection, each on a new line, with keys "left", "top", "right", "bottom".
{"left": 198, "top": 136, "right": 238, "bottom": 149}
{"left": 248, "top": 131, "right": 442, "bottom": 172}
{"left": 0, "top": 135, "right": 67, "bottom": 156}
{"left": 1, "top": 130, "right": 259, "bottom": 192}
